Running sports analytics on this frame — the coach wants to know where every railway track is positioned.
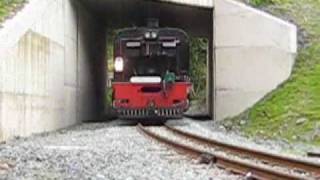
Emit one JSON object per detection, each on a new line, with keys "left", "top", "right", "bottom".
{"left": 137, "top": 123, "right": 320, "bottom": 180}
{"left": 165, "top": 125, "right": 320, "bottom": 176}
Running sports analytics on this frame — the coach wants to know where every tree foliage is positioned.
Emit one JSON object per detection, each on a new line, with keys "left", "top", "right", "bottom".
{"left": 189, "top": 38, "right": 208, "bottom": 102}
{"left": 0, "top": 0, "right": 26, "bottom": 23}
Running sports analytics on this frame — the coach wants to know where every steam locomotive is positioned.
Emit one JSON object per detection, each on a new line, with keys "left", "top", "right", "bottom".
{"left": 112, "top": 20, "right": 191, "bottom": 119}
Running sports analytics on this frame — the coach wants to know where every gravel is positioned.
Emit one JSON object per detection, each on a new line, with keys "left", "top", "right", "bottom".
{"left": 1, "top": 118, "right": 318, "bottom": 179}
{"left": 0, "top": 120, "right": 239, "bottom": 180}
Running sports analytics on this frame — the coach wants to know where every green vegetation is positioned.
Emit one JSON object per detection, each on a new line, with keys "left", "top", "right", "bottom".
{"left": 190, "top": 38, "right": 208, "bottom": 103}
{"left": 105, "top": 30, "right": 117, "bottom": 107}
{"left": 0, "top": 0, "right": 26, "bottom": 24}
{"left": 230, "top": 0, "right": 320, "bottom": 145}
{"left": 249, "top": 0, "right": 291, "bottom": 7}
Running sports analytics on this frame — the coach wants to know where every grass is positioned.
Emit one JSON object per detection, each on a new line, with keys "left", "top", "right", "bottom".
{"left": 229, "top": 0, "right": 320, "bottom": 145}
{"left": 0, "top": 0, "right": 26, "bottom": 24}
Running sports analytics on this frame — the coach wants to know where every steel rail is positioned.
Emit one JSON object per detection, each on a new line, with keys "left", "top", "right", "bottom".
{"left": 165, "top": 124, "right": 320, "bottom": 176}
{"left": 137, "top": 124, "right": 306, "bottom": 180}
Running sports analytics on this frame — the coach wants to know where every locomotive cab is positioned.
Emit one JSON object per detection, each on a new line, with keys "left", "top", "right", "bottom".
{"left": 112, "top": 22, "right": 191, "bottom": 119}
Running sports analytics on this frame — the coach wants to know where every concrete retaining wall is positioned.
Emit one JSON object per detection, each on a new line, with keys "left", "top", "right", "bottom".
{"left": 214, "top": 0, "right": 297, "bottom": 120}
{"left": 0, "top": 0, "right": 105, "bottom": 141}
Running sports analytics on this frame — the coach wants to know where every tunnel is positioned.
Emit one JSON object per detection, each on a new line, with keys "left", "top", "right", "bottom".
{"left": 0, "top": 0, "right": 296, "bottom": 141}
{"left": 73, "top": 0, "right": 215, "bottom": 120}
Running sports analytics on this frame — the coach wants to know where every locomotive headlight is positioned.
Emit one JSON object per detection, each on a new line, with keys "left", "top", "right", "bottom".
{"left": 144, "top": 32, "right": 151, "bottom": 39}
{"left": 151, "top": 32, "right": 157, "bottom": 39}
{"left": 114, "top": 57, "right": 124, "bottom": 72}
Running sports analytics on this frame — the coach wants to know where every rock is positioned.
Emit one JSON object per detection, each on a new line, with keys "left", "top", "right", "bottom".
{"left": 126, "top": 177, "right": 134, "bottom": 180}
{"left": 223, "top": 121, "right": 233, "bottom": 131}
{"left": 217, "top": 125, "right": 228, "bottom": 132}
{"left": 96, "top": 174, "right": 105, "bottom": 179}
{"left": 0, "top": 163, "right": 10, "bottom": 170}
{"left": 244, "top": 171, "right": 254, "bottom": 180}
{"left": 311, "top": 128, "right": 320, "bottom": 141}
{"left": 240, "top": 120, "right": 246, "bottom": 125}
{"left": 296, "top": 118, "right": 308, "bottom": 125}
{"left": 36, "top": 156, "right": 43, "bottom": 162}
{"left": 197, "top": 153, "right": 214, "bottom": 164}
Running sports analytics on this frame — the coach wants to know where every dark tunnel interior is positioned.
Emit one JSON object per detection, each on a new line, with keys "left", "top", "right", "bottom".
{"left": 74, "top": 0, "right": 214, "bottom": 119}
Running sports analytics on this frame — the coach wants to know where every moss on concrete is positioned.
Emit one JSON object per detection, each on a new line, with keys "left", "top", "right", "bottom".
{"left": 0, "top": 0, "right": 26, "bottom": 24}
{"left": 230, "top": 0, "right": 320, "bottom": 146}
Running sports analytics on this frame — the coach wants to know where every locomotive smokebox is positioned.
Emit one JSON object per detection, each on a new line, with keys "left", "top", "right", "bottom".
{"left": 146, "top": 18, "right": 159, "bottom": 28}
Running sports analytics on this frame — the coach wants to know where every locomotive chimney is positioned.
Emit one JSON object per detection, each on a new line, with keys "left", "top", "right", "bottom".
{"left": 146, "top": 18, "right": 159, "bottom": 28}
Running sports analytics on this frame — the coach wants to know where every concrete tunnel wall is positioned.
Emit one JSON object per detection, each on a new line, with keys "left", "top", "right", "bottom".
{"left": 0, "top": 0, "right": 297, "bottom": 141}
{"left": 0, "top": 0, "right": 106, "bottom": 141}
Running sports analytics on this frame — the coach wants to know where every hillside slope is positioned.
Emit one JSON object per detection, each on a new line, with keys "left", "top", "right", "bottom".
{"left": 230, "top": 0, "right": 320, "bottom": 145}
